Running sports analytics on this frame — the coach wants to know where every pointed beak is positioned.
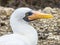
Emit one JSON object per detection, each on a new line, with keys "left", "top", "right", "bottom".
{"left": 28, "top": 11, "right": 53, "bottom": 20}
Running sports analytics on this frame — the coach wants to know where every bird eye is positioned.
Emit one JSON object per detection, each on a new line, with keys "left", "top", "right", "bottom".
{"left": 23, "top": 12, "right": 33, "bottom": 22}
{"left": 25, "top": 12, "right": 33, "bottom": 16}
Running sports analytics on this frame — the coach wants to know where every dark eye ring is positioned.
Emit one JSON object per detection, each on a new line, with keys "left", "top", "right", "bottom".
{"left": 25, "top": 12, "right": 33, "bottom": 16}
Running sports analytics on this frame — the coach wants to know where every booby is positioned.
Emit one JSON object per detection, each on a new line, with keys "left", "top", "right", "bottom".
{"left": 0, "top": 7, "right": 53, "bottom": 45}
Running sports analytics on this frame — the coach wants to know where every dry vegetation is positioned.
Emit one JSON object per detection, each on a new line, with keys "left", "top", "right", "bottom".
{"left": 0, "top": 0, "right": 60, "bottom": 9}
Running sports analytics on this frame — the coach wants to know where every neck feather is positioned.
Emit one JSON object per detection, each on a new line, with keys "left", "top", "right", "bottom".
{"left": 10, "top": 15, "right": 38, "bottom": 45}
{"left": 10, "top": 10, "right": 38, "bottom": 45}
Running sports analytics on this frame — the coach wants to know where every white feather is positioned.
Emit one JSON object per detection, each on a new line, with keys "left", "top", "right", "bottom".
{"left": 0, "top": 7, "right": 38, "bottom": 45}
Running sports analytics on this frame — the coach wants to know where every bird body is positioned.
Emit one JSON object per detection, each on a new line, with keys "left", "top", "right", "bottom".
{"left": 0, "top": 34, "right": 31, "bottom": 45}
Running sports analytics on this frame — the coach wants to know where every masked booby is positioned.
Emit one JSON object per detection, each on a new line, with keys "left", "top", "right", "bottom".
{"left": 0, "top": 7, "right": 53, "bottom": 45}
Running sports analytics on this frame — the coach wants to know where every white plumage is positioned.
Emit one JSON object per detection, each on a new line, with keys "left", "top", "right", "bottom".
{"left": 0, "top": 7, "right": 38, "bottom": 45}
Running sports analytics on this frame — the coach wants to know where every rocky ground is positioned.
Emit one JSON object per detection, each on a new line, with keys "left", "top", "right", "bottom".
{"left": 0, "top": 6, "right": 60, "bottom": 45}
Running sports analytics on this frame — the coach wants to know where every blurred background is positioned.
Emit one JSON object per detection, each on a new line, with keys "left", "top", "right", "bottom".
{"left": 0, "top": 0, "right": 60, "bottom": 45}
{"left": 0, "top": 0, "right": 60, "bottom": 9}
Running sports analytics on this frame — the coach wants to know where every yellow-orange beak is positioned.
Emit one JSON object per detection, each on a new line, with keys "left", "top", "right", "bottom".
{"left": 28, "top": 11, "right": 53, "bottom": 20}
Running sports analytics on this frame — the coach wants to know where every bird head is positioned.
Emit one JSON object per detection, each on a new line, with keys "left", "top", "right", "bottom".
{"left": 11, "top": 7, "right": 53, "bottom": 22}
{"left": 22, "top": 8, "right": 53, "bottom": 22}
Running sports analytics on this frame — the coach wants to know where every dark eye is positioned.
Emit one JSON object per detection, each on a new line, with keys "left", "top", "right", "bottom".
{"left": 28, "top": 12, "right": 33, "bottom": 15}
{"left": 23, "top": 12, "right": 33, "bottom": 22}
{"left": 25, "top": 12, "right": 33, "bottom": 16}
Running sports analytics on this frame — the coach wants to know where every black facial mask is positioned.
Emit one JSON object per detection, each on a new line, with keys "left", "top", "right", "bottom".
{"left": 23, "top": 12, "right": 33, "bottom": 22}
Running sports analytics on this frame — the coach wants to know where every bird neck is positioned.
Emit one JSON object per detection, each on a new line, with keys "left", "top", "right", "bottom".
{"left": 10, "top": 16, "right": 28, "bottom": 33}
{"left": 10, "top": 16, "right": 37, "bottom": 45}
